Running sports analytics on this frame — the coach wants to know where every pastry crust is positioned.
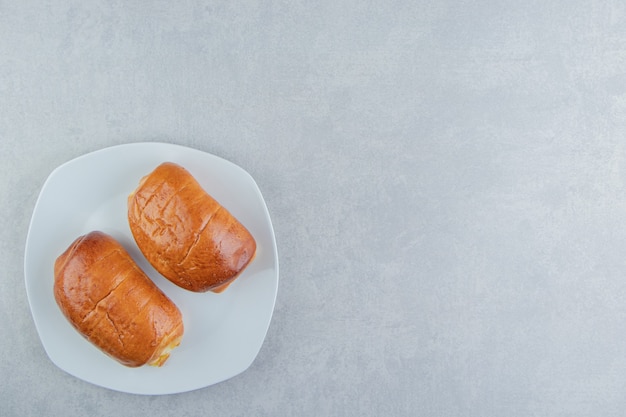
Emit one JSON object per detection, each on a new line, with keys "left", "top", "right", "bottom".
{"left": 127, "top": 162, "right": 256, "bottom": 292}
{"left": 54, "top": 231, "right": 184, "bottom": 367}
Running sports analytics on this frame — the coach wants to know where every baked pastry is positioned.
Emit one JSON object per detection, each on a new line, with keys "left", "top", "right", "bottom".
{"left": 54, "top": 231, "right": 184, "bottom": 367}
{"left": 127, "top": 162, "right": 256, "bottom": 293}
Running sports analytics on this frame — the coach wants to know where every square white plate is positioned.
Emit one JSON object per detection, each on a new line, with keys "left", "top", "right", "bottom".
{"left": 24, "top": 142, "right": 279, "bottom": 395}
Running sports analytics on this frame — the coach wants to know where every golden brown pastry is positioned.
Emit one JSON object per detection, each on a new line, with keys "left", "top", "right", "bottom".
{"left": 54, "top": 231, "right": 184, "bottom": 367}
{"left": 127, "top": 162, "right": 256, "bottom": 293}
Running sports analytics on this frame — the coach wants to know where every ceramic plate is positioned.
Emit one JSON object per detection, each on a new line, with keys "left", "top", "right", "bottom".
{"left": 24, "top": 142, "right": 279, "bottom": 395}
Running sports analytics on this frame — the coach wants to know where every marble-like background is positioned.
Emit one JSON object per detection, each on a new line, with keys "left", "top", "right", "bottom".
{"left": 3, "top": 1, "right": 626, "bottom": 415}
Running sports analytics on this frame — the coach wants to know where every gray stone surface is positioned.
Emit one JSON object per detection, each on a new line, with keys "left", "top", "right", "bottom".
{"left": 3, "top": 0, "right": 626, "bottom": 415}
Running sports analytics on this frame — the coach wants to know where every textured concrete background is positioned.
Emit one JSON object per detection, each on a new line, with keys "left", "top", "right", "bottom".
{"left": 3, "top": 0, "right": 626, "bottom": 415}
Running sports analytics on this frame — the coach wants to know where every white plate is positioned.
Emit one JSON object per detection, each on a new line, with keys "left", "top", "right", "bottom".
{"left": 24, "top": 142, "right": 279, "bottom": 395}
